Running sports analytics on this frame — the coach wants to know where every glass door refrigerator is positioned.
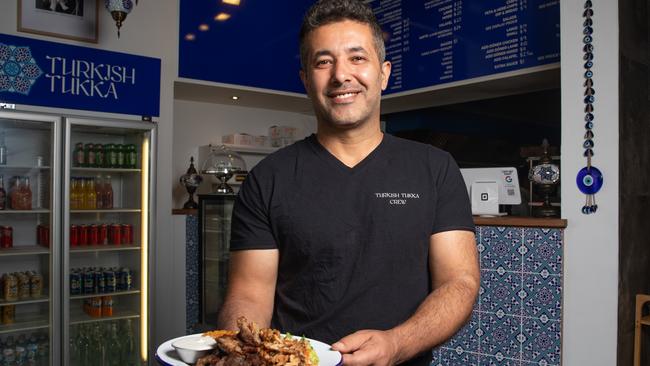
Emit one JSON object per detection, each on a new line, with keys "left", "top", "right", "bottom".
{"left": 0, "top": 110, "right": 61, "bottom": 366}
{"left": 62, "top": 117, "right": 156, "bottom": 366}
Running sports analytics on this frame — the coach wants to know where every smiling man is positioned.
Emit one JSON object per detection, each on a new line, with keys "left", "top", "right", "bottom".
{"left": 218, "top": 1, "right": 480, "bottom": 365}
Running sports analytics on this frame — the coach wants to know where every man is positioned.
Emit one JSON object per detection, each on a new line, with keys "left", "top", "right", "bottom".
{"left": 217, "top": 0, "right": 479, "bottom": 365}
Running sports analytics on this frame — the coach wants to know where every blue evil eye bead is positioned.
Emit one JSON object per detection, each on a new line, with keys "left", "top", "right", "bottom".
{"left": 583, "top": 43, "right": 594, "bottom": 52}
{"left": 584, "top": 61, "right": 594, "bottom": 69}
{"left": 584, "top": 95, "right": 595, "bottom": 104}
{"left": 585, "top": 121, "right": 594, "bottom": 129}
{"left": 584, "top": 70, "right": 593, "bottom": 78}
{"left": 584, "top": 130, "right": 594, "bottom": 139}
{"left": 583, "top": 8, "right": 594, "bottom": 18}
{"left": 583, "top": 52, "right": 594, "bottom": 61}
{"left": 585, "top": 113, "right": 594, "bottom": 121}
{"left": 591, "top": 204, "right": 598, "bottom": 213}
{"left": 583, "top": 26, "right": 593, "bottom": 35}
{"left": 576, "top": 166, "right": 603, "bottom": 194}
{"left": 582, "top": 206, "right": 591, "bottom": 214}
{"left": 585, "top": 0, "right": 593, "bottom": 8}
{"left": 585, "top": 87, "right": 595, "bottom": 96}
{"left": 583, "top": 139, "right": 594, "bottom": 149}
{"left": 583, "top": 18, "right": 593, "bottom": 28}
{"left": 583, "top": 35, "right": 593, "bottom": 44}
{"left": 583, "top": 148, "right": 594, "bottom": 157}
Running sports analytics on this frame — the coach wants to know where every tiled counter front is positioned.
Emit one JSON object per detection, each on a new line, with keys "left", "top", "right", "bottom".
{"left": 433, "top": 225, "right": 563, "bottom": 366}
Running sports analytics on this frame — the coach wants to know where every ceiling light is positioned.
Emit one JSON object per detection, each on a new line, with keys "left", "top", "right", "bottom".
{"left": 184, "top": 33, "right": 196, "bottom": 41}
{"left": 222, "top": 0, "right": 241, "bottom": 5}
{"left": 214, "top": 13, "right": 231, "bottom": 21}
{"left": 231, "top": 96, "right": 239, "bottom": 100}
{"left": 198, "top": 24, "right": 209, "bottom": 31}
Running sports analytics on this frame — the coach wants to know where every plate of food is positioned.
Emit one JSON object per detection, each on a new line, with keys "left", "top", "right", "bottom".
{"left": 156, "top": 317, "right": 342, "bottom": 366}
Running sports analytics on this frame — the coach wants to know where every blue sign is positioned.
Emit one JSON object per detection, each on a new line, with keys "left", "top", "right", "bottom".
{"left": 0, "top": 33, "right": 161, "bottom": 117}
{"left": 179, "top": 0, "right": 559, "bottom": 96}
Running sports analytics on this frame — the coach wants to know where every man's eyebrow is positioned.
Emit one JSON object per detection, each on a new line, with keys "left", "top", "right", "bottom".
{"left": 346, "top": 46, "right": 368, "bottom": 54}
{"left": 312, "top": 46, "right": 368, "bottom": 59}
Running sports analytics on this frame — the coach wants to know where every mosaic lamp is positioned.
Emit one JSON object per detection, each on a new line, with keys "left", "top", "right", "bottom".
{"left": 105, "top": 0, "right": 137, "bottom": 38}
{"left": 528, "top": 139, "right": 560, "bottom": 217}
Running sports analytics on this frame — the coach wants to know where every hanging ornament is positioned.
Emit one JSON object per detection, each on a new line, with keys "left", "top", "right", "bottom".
{"left": 576, "top": 0, "right": 603, "bottom": 214}
{"left": 105, "top": 0, "right": 135, "bottom": 38}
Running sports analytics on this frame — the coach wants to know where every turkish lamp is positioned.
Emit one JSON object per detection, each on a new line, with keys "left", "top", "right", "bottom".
{"left": 528, "top": 139, "right": 560, "bottom": 217}
{"left": 105, "top": 0, "right": 134, "bottom": 38}
{"left": 200, "top": 145, "right": 246, "bottom": 194}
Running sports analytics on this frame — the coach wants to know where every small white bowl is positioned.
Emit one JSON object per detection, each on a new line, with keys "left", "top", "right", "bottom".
{"left": 171, "top": 335, "right": 217, "bottom": 364}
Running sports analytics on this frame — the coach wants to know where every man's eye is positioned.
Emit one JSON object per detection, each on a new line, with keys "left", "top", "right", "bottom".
{"left": 315, "top": 60, "right": 331, "bottom": 67}
{"left": 351, "top": 56, "right": 366, "bottom": 62}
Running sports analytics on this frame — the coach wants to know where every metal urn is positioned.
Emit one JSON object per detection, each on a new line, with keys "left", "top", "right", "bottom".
{"left": 179, "top": 156, "right": 203, "bottom": 209}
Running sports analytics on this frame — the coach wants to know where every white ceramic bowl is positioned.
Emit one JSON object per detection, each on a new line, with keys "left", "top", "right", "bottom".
{"left": 171, "top": 335, "right": 217, "bottom": 364}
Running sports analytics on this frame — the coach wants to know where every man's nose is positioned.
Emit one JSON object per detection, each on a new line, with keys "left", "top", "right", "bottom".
{"left": 331, "top": 61, "right": 352, "bottom": 85}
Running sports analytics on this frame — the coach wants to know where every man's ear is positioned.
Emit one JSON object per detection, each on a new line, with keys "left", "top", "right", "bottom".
{"left": 299, "top": 69, "right": 307, "bottom": 90}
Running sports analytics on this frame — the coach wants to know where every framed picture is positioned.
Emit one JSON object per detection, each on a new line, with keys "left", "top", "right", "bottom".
{"left": 18, "top": 0, "right": 99, "bottom": 43}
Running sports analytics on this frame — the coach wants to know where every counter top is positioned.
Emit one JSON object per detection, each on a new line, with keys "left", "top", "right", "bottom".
{"left": 473, "top": 216, "right": 567, "bottom": 228}
{"left": 172, "top": 208, "right": 198, "bottom": 216}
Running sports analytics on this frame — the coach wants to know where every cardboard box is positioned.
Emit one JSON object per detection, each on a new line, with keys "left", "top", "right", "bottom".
{"left": 222, "top": 133, "right": 254, "bottom": 146}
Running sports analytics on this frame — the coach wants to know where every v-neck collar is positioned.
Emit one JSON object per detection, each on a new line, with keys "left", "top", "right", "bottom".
{"left": 306, "top": 133, "right": 389, "bottom": 174}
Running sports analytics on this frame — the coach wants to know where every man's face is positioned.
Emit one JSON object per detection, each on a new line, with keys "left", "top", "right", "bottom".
{"left": 300, "top": 20, "right": 391, "bottom": 130}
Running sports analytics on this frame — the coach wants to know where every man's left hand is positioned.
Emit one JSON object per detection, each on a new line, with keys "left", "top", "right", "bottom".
{"left": 331, "top": 329, "right": 401, "bottom": 366}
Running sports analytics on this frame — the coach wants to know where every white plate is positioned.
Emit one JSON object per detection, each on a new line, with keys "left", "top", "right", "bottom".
{"left": 156, "top": 333, "right": 343, "bottom": 366}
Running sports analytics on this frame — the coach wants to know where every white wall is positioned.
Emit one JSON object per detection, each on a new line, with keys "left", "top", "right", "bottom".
{"left": 172, "top": 100, "right": 316, "bottom": 208}
{"left": 0, "top": 0, "right": 180, "bottom": 361}
{"left": 560, "top": 1, "right": 619, "bottom": 365}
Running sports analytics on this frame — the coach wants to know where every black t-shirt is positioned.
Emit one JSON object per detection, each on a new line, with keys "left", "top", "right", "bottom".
{"left": 230, "top": 133, "right": 474, "bottom": 366}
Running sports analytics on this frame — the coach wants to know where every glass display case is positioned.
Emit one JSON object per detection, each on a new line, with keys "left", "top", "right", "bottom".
{"left": 198, "top": 194, "right": 235, "bottom": 328}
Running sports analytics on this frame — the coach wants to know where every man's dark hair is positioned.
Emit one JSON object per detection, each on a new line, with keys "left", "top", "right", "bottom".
{"left": 299, "top": 0, "right": 386, "bottom": 69}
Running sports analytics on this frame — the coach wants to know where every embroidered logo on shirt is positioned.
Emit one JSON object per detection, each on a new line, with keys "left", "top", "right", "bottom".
{"left": 374, "top": 192, "right": 420, "bottom": 205}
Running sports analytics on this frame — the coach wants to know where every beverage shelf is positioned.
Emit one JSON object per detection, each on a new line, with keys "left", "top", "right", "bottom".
{"left": 0, "top": 245, "right": 50, "bottom": 256}
{"left": 70, "top": 309, "right": 140, "bottom": 325}
{"left": 70, "top": 208, "right": 141, "bottom": 213}
{"left": 0, "top": 165, "right": 50, "bottom": 170}
{"left": 70, "top": 289, "right": 140, "bottom": 300}
{"left": 71, "top": 167, "right": 141, "bottom": 173}
{"left": 222, "top": 143, "right": 279, "bottom": 155}
{"left": 0, "top": 316, "right": 49, "bottom": 334}
{"left": 70, "top": 245, "right": 141, "bottom": 253}
{"left": 0, "top": 294, "right": 49, "bottom": 306}
{"left": 0, "top": 209, "right": 50, "bottom": 214}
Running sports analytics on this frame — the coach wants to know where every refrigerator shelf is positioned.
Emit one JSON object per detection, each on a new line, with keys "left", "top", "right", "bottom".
{"left": 70, "top": 245, "right": 141, "bottom": 253}
{"left": 70, "top": 310, "right": 140, "bottom": 325}
{"left": 0, "top": 294, "right": 50, "bottom": 306}
{"left": 70, "top": 208, "right": 141, "bottom": 213}
{"left": 0, "top": 245, "right": 50, "bottom": 256}
{"left": 0, "top": 165, "right": 51, "bottom": 170}
{"left": 0, "top": 317, "right": 49, "bottom": 334}
{"left": 70, "top": 289, "right": 140, "bottom": 300}
{"left": 71, "top": 167, "right": 141, "bottom": 173}
{"left": 0, "top": 209, "right": 51, "bottom": 214}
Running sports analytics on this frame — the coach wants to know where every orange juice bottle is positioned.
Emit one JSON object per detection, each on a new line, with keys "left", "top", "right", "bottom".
{"left": 86, "top": 178, "right": 97, "bottom": 210}
{"left": 95, "top": 175, "right": 104, "bottom": 209}
{"left": 78, "top": 178, "right": 87, "bottom": 209}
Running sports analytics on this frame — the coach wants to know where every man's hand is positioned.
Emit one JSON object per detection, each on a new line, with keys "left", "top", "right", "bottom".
{"left": 331, "top": 329, "right": 401, "bottom": 366}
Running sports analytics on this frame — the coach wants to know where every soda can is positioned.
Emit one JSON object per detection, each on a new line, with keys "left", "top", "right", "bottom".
{"left": 2, "top": 273, "right": 18, "bottom": 301}
{"left": 99, "top": 224, "right": 108, "bottom": 245}
{"left": 101, "top": 296, "right": 113, "bottom": 317}
{"left": 70, "top": 225, "right": 79, "bottom": 247}
{"left": 17, "top": 272, "right": 30, "bottom": 300}
{"left": 41, "top": 225, "right": 50, "bottom": 248}
{"left": 83, "top": 270, "right": 95, "bottom": 294}
{"left": 70, "top": 271, "right": 81, "bottom": 295}
{"left": 0, "top": 226, "right": 12, "bottom": 248}
{"left": 121, "top": 224, "right": 133, "bottom": 245}
{"left": 29, "top": 272, "right": 43, "bottom": 298}
{"left": 91, "top": 297, "right": 102, "bottom": 317}
{"left": 119, "top": 267, "right": 133, "bottom": 291}
{"left": 2, "top": 348, "right": 15, "bottom": 364}
{"left": 95, "top": 271, "right": 105, "bottom": 294}
{"left": 1, "top": 305, "right": 15, "bottom": 324}
{"left": 79, "top": 225, "right": 89, "bottom": 246}
{"left": 109, "top": 224, "right": 121, "bottom": 245}
{"left": 103, "top": 269, "right": 116, "bottom": 293}
{"left": 14, "top": 346, "right": 25, "bottom": 364}
{"left": 26, "top": 343, "right": 38, "bottom": 362}
{"left": 89, "top": 225, "right": 99, "bottom": 246}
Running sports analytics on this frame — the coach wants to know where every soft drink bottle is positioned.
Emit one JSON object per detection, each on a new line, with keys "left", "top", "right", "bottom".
{"left": 22, "top": 177, "right": 32, "bottom": 210}
{"left": 103, "top": 175, "right": 113, "bottom": 209}
{"left": 95, "top": 175, "right": 104, "bottom": 209}
{"left": 0, "top": 175, "right": 6, "bottom": 210}
{"left": 70, "top": 178, "right": 77, "bottom": 210}
{"left": 0, "top": 131, "right": 7, "bottom": 165}
{"left": 78, "top": 178, "right": 87, "bottom": 209}
{"left": 86, "top": 178, "right": 97, "bottom": 210}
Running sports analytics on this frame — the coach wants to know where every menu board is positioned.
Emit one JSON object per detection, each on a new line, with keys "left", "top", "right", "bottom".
{"left": 372, "top": 0, "right": 560, "bottom": 94}
{"left": 178, "top": 0, "right": 559, "bottom": 95}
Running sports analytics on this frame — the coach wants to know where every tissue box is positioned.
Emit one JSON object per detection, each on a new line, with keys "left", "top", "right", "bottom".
{"left": 222, "top": 133, "right": 254, "bottom": 146}
{"left": 268, "top": 125, "right": 297, "bottom": 147}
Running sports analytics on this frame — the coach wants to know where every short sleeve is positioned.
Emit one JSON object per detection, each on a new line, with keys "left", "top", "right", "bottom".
{"left": 431, "top": 152, "right": 475, "bottom": 234}
{"left": 230, "top": 170, "right": 278, "bottom": 251}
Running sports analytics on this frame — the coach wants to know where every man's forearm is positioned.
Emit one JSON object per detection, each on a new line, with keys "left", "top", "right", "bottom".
{"left": 388, "top": 274, "right": 479, "bottom": 363}
{"left": 216, "top": 296, "right": 273, "bottom": 331}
